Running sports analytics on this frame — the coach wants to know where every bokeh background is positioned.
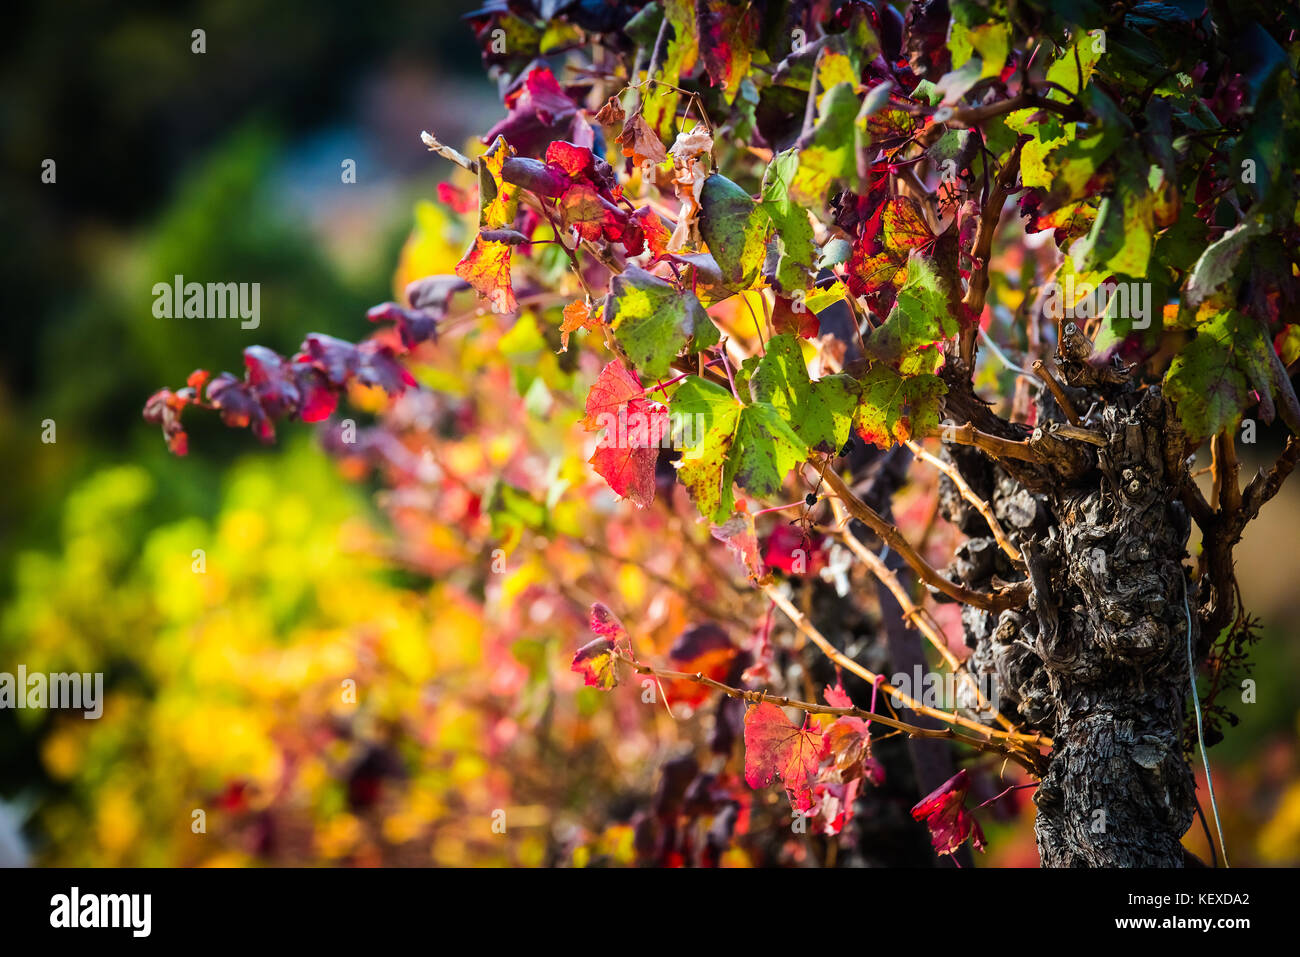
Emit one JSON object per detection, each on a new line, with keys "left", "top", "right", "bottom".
{"left": 1, "top": 0, "right": 1297, "bottom": 867}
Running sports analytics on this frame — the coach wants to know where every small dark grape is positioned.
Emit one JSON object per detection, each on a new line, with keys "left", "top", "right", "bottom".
{"left": 804, "top": 492, "right": 817, "bottom": 507}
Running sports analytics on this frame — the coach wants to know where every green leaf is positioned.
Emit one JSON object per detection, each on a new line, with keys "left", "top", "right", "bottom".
{"left": 607, "top": 265, "right": 719, "bottom": 380}
{"left": 865, "top": 255, "right": 958, "bottom": 373}
{"left": 1185, "top": 220, "right": 1265, "bottom": 306}
{"left": 699, "top": 173, "right": 769, "bottom": 292}
{"left": 1034, "top": 86, "right": 1130, "bottom": 207}
{"left": 854, "top": 367, "right": 947, "bottom": 450}
{"left": 1044, "top": 38, "right": 1104, "bottom": 99}
{"left": 1070, "top": 150, "right": 1155, "bottom": 279}
{"left": 671, "top": 377, "right": 808, "bottom": 521}
{"left": 938, "top": 17, "right": 1009, "bottom": 102}
{"left": 732, "top": 403, "right": 809, "bottom": 500}
{"left": 817, "top": 48, "right": 858, "bottom": 91}
{"left": 949, "top": 21, "right": 1010, "bottom": 79}
{"left": 805, "top": 279, "right": 849, "bottom": 313}
{"left": 623, "top": 3, "right": 664, "bottom": 47}
{"left": 750, "top": 334, "right": 861, "bottom": 451}
{"left": 791, "top": 82, "right": 860, "bottom": 204}
{"left": 1278, "top": 325, "right": 1300, "bottom": 366}
{"left": 1164, "top": 309, "right": 1277, "bottom": 444}
{"left": 759, "top": 150, "right": 816, "bottom": 294}
{"left": 1010, "top": 111, "right": 1071, "bottom": 189}
{"left": 672, "top": 376, "right": 743, "bottom": 520}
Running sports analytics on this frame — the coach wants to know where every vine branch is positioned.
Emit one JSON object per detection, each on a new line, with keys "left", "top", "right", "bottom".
{"left": 904, "top": 439, "right": 1025, "bottom": 566}
{"left": 757, "top": 584, "right": 1050, "bottom": 771}
{"left": 818, "top": 461, "right": 1031, "bottom": 611}
{"left": 823, "top": 495, "right": 1016, "bottom": 731}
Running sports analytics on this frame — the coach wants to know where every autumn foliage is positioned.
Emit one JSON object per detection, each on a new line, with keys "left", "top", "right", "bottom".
{"left": 145, "top": 1, "right": 1300, "bottom": 866}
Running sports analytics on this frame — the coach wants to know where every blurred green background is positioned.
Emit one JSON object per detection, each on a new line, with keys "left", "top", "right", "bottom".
{"left": 0, "top": 0, "right": 506, "bottom": 864}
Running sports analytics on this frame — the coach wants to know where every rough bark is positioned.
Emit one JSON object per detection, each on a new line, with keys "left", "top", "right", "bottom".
{"left": 945, "top": 373, "right": 1198, "bottom": 867}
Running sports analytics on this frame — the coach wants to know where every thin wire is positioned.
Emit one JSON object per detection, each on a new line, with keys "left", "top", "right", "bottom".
{"left": 978, "top": 326, "right": 1036, "bottom": 379}
{"left": 1184, "top": 576, "right": 1228, "bottom": 867}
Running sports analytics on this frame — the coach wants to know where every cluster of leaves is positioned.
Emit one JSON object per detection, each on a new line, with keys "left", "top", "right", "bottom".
{"left": 144, "top": 0, "right": 1300, "bottom": 864}
{"left": 142, "top": 289, "right": 449, "bottom": 453}
{"left": 570, "top": 597, "right": 986, "bottom": 855}
{"left": 153, "top": 2, "right": 1300, "bottom": 463}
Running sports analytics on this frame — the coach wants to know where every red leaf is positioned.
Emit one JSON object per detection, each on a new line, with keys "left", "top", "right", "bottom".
{"left": 301, "top": 333, "right": 358, "bottom": 386}
{"left": 589, "top": 438, "right": 659, "bottom": 507}
{"left": 811, "top": 777, "right": 861, "bottom": 835}
{"left": 558, "top": 182, "right": 627, "bottom": 242}
{"left": 204, "top": 374, "right": 274, "bottom": 443}
{"left": 544, "top": 141, "right": 623, "bottom": 199}
{"left": 823, "top": 681, "right": 853, "bottom": 710}
{"left": 367, "top": 301, "right": 440, "bottom": 351}
{"left": 484, "top": 66, "right": 583, "bottom": 157}
{"left": 846, "top": 197, "right": 933, "bottom": 298}
{"left": 743, "top": 702, "right": 824, "bottom": 802}
{"left": 763, "top": 524, "right": 825, "bottom": 576}
{"left": 771, "top": 295, "right": 819, "bottom": 339}
{"left": 502, "top": 144, "right": 640, "bottom": 254}
{"left": 698, "top": 0, "right": 757, "bottom": 103}
{"left": 630, "top": 206, "right": 673, "bottom": 260}
{"left": 910, "top": 769, "right": 986, "bottom": 857}
{"left": 583, "top": 360, "right": 667, "bottom": 505}
{"left": 521, "top": 66, "right": 574, "bottom": 124}
{"left": 149, "top": 322, "right": 417, "bottom": 454}
{"left": 711, "top": 514, "right": 764, "bottom": 580}
{"left": 244, "top": 346, "right": 301, "bottom": 418}
{"left": 436, "top": 182, "right": 477, "bottom": 215}
{"left": 572, "top": 603, "right": 630, "bottom": 690}
{"left": 354, "top": 340, "right": 417, "bottom": 394}
{"left": 546, "top": 140, "right": 598, "bottom": 180}
{"left": 582, "top": 361, "right": 644, "bottom": 431}
{"left": 589, "top": 602, "right": 630, "bottom": 648}
{"left": 142, "top": 386, "right": 194, "bottom": 455}
{"left": 293, "top": 364, "right": 337, "bottom": 422}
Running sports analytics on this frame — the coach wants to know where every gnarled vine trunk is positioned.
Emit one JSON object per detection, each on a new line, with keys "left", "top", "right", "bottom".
{"left": 945, "top": 363, "right": 1199, "bottom": 866}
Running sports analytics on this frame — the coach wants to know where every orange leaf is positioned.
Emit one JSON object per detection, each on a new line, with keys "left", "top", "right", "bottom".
{"left": 559, "top": 299, "right": 599, "bottom": 351}
{"left": 454, "top": 236, "right": 516, "bottom": 314}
